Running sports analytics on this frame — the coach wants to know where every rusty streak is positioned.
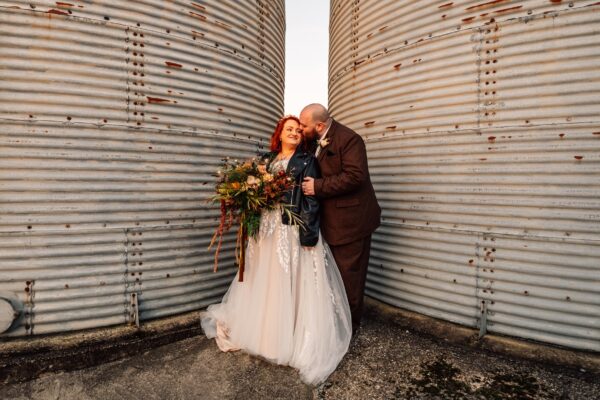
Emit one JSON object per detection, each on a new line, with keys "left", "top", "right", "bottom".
{"left": 147, "top": 96, "right": 171, "bottom": 104}
{"left": 189, "top": 11, "right": 207, "bottom": 21}
{"left": 438, "top": 2, "right": 453, "bottom": 8}
{"left": 462, "top": 16, "right": 476, "bottom": 23}
{"left": 56, "top": 2, "right": 74, "bottom": 6}
{"left": 190, "top": 2, "right": 206, "bottom": 10}
{"left": 165, "top": 61, "right": 183, "bottom": 68}
{"left": 393, "top": 63, "right": 402, "bottom": 70}
{"left": 215, "top": 20, "right": 232, "bottom": 29}
{"left": 47, "top": 8, "right": 69, "bottom": 15}
{"left": 574, "top": 156, "right": 584, "bottom": 160}
{"left": 465, "top": 0, "right": 509, "bottom": 11}
{"left": 364, "top": 121, "right": 375, "bottom": 127}
{"left": 494, "top": 5, "right": 523, "bottom": 13}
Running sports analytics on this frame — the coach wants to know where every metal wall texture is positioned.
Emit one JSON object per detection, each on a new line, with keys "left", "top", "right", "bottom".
{"left": 329, "top": 0, "right": 600, "bottom": 351}
{"left": 0, "top": 0, "right": 285, "bottom": 336}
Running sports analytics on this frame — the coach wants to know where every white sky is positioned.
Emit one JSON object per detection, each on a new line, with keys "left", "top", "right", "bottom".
{"left": 284, "top": 0, "right": 330, "bottom": 115}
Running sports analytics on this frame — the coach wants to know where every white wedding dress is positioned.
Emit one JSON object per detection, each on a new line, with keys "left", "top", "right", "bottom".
{"left": 201, "top": 158, "right": 352, "bottom": 385}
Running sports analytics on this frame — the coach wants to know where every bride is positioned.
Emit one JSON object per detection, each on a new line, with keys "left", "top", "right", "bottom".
{"left": 201, "top": 115, "right": 352, "bottom": 385}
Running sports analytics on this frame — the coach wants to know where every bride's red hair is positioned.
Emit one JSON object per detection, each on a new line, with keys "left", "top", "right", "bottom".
{"left": 270, "top": 115, "right": 301, "bottom": 152}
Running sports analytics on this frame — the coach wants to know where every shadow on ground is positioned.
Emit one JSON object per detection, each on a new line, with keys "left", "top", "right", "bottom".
{"left": 1, "top": 299, "right": 598, "bottom": 400}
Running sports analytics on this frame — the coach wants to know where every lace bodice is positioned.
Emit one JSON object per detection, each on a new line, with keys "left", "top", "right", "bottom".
{"left": 269, "top": 157, "right": 290, "bottom": 173}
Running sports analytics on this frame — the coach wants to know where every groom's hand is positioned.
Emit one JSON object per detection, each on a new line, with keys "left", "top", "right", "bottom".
{"left": 302, "top": 177, "right": 315, "bottom": 196}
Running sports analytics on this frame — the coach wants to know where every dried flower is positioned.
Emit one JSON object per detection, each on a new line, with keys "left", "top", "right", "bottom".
{"left": 246, "top": 175, "right": 259, "bottom": 188}
{"left": 262, "top": 173, "right": 274, "bottom": 183}
{"left": 318, "top": 138, "right": 330, "bottom": 148}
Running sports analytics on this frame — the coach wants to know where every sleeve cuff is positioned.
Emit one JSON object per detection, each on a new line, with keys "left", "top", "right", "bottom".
{"left": 314, "top": 178, "right": 324, "bottom": 198}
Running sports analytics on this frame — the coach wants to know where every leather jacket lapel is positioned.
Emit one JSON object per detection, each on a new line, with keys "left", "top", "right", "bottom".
{"left": 287, "top": 147, "right": 307, "bottom": 179}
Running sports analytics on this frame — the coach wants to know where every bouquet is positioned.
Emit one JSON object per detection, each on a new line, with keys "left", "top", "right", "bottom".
{"left": 208, "top": 156, "right": 302, "bottom": 281}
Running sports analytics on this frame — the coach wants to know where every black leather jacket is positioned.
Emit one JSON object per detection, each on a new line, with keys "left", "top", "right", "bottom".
{"left": 260, "top": 147, "right": 321, "bottom": 246}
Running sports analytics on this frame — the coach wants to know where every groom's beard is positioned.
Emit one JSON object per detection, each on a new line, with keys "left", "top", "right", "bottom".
{"left": 305, "top": 139, "right": 318, "bottom": 154}
{"left": 303, "top": 129, "right": 318, "bottom": 141}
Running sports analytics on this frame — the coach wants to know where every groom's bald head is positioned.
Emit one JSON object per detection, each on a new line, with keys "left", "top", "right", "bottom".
{"left": 299, "top": 103, "right": 331, "bottom": 140}
{"left": 300, "top": 103, "right": 330, "bottom": 124}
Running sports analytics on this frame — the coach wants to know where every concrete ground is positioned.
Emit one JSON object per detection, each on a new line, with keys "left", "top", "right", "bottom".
{"left": 1, "top": 299, "right": 598, "bottom": 400}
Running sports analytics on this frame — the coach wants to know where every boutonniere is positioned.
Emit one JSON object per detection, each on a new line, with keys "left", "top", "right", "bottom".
{"left": 318, "top": 138, "right": 330, "bottom": 148}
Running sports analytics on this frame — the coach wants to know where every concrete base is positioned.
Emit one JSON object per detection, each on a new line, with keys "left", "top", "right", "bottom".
{"left": 1, "top": 297, "right": 598, "bottom": 388}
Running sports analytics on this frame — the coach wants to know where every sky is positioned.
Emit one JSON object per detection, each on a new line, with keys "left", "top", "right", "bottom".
{"left": 284, "top": 0, "right": 330, "bottom": 115}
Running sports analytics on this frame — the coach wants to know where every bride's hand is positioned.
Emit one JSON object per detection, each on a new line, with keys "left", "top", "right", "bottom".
{"left": 302, "top": 177, "right": 315, "bottom": 195}
{"left": 257, "top": 164, "right": 267, "bottom": 174}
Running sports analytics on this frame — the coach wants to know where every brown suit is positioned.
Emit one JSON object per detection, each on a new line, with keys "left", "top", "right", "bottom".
{"left": 314, "top": 119, "right": 381, "bottom": 329}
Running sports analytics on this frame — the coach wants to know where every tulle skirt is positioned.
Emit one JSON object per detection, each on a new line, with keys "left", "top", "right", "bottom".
{"left": 201, "top": 209, "right": 352, "bottom": 385}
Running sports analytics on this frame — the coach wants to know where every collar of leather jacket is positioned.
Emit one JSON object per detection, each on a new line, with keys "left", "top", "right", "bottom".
{"left": 263, "top": 147, "right": 312, "bottom": 180}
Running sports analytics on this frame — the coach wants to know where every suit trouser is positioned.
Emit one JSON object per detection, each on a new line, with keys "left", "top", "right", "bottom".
{"left": 329, "top": 235, "right": 372, "bottom": 329}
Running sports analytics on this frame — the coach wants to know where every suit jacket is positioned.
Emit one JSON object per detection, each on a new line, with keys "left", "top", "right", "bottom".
{"left": 314, "top": 119, "right": 381, "bottom": 246}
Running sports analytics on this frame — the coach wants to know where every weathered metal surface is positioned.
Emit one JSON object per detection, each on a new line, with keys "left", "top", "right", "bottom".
{"left": 329, "top": 0, "right": 600, "bottom": 351}
{"left": 0, "top": 1, "right": 285, "bottom": 336}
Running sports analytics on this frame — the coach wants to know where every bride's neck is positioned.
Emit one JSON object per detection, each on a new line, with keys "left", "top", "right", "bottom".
{"left": 279, "top": 145, "right": 296, "bottom": 158}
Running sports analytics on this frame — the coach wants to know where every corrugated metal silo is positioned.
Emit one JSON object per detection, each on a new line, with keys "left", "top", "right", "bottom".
{"left": 329, "top": 0, "right": 600, "bottom": 351}
{"left": 0, "top": 0, "right": 285, "bottom": 336}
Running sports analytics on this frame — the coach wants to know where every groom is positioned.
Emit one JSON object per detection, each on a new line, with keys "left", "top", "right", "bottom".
{"left": 300, "top": 104, "right": 381, "bottom": 333}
